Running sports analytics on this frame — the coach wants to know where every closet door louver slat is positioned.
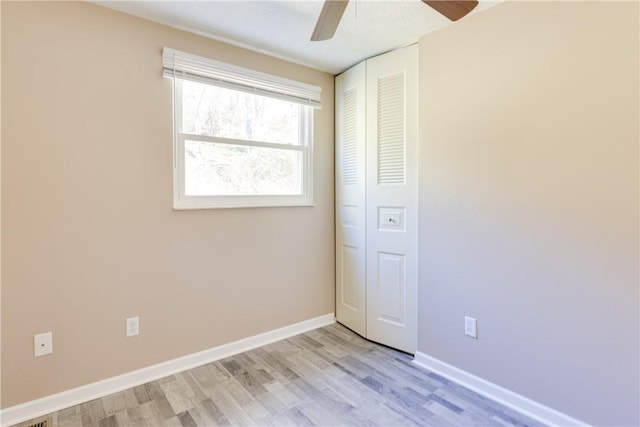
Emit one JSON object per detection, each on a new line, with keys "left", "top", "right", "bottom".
{"left": 376, "top": 73, "right": 406, "bottom": 185}
{"left": 342, "top": 88, "right": 359, "bottom": 186}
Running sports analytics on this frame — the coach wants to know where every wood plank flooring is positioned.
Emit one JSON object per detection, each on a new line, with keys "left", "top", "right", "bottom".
{"left": 13, "top": 323, "right": 545, "bottom": 427}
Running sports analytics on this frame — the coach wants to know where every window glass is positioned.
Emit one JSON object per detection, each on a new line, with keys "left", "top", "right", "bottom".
{"left": 184, "top": 139, "right": 302, "bottom": 196}
{"left": 181, "top": 80, "right": 300, "bottom": 145}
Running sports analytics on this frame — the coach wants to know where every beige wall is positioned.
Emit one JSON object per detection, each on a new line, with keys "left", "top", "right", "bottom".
{"left": 418, "top": 1, "right": 638, "bottom": 425}
{"left": 1, "top": 1, "right": 335, "bottom": 408}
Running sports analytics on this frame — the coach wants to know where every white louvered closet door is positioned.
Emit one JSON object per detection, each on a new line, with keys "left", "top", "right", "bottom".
{"left": 335, "top": 61, "right": 367, "bottom": 336}
{"left": 365, "top": 45, "right": 418, "bottom": 353}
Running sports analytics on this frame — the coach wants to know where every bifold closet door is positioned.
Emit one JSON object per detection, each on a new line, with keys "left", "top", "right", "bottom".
{"left": 335, "top": 61, "right": 367, "bottom": 336}
{"left": 365, "top": 45, "right": 418, "bottom": 354}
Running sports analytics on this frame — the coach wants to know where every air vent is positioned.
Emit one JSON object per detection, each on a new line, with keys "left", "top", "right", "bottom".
{"left": 26, "top": 417, "right": 52, "bottom": 427}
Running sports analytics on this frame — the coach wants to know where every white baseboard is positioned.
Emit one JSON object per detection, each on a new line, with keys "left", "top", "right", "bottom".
{"left": 0, "top": 313, "right": 335, "bottom": 427}
{"left": 412, "top": 351, "right": 588, "bottom": 427}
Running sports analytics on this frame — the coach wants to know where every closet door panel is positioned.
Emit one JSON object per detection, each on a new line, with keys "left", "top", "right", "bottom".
{"left": 365, "top": 45, "right": 418, "bottom": 354}
{"left": 335, "top": 62, "right": 367, "bottom": 336}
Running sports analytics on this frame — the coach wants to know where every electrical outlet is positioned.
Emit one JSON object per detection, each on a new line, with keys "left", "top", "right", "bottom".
{"left": 126, "top": 316, "right": 139, "bottom": 337}
{"left": 465, "top": 316, "right": 477, "bottom": 338}
{"left": 34, "top": 331, "right": 53, "bottom": 357}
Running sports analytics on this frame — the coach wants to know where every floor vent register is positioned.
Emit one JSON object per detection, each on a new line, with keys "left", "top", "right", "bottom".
{"left": 25, "top": 417, "right": 52, "bottom": 427}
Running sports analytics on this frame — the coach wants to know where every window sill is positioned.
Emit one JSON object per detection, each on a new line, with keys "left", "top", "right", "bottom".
{"left": 173, "top": 203, "right": 316, "bottom": 210}
{"left": 173, "top": 196, "right": 315, "bottom": 210}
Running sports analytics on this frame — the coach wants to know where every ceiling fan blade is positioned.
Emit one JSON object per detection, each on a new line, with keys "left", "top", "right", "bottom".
{"left": 311, "top": 0, "right": 349, "bottom": 41}
{"left": 422, "top": 0, "right": 479, "bottom": 21}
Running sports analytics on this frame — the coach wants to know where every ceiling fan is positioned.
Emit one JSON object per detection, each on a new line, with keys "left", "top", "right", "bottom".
{"left": 311, "top": 0, "right": 479, "bottom": 41}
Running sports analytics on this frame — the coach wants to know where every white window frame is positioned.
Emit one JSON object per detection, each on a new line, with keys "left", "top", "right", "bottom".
{"left": 163, "top": 48, "right": 320, "bottom": 210}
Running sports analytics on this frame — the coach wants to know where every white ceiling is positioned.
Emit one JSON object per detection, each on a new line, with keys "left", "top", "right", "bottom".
{"left": 93, "top": 0, "right": 500, "bottom": 75}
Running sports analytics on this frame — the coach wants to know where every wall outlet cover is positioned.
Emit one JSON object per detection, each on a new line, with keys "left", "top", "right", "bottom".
{"left": 34, "top": 332, "right": 53, "bottom": 357}
{"left": 126, "top": 317, "right": 139, "bottom": 337}
{"left": 465, "top": 316, "right": 477, "bottom": 339}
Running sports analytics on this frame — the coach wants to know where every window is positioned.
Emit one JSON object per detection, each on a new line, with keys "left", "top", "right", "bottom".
{"left": 163, "top": 48, "right": 321, "bottom": 209}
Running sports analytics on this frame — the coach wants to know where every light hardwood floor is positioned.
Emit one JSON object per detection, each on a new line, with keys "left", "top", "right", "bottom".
{"left": 13, "top": 323, "right": 544, "bottom": 427}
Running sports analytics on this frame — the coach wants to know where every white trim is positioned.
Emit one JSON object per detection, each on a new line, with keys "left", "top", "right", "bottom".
{"left": 180, "top": 134, "right": 307, "bottom": 152}
{"left": 412, "top": 351, "right": 589, "bottom": 427}
{"left": 0, "top": 314, "right": 335, "bottom": 427}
